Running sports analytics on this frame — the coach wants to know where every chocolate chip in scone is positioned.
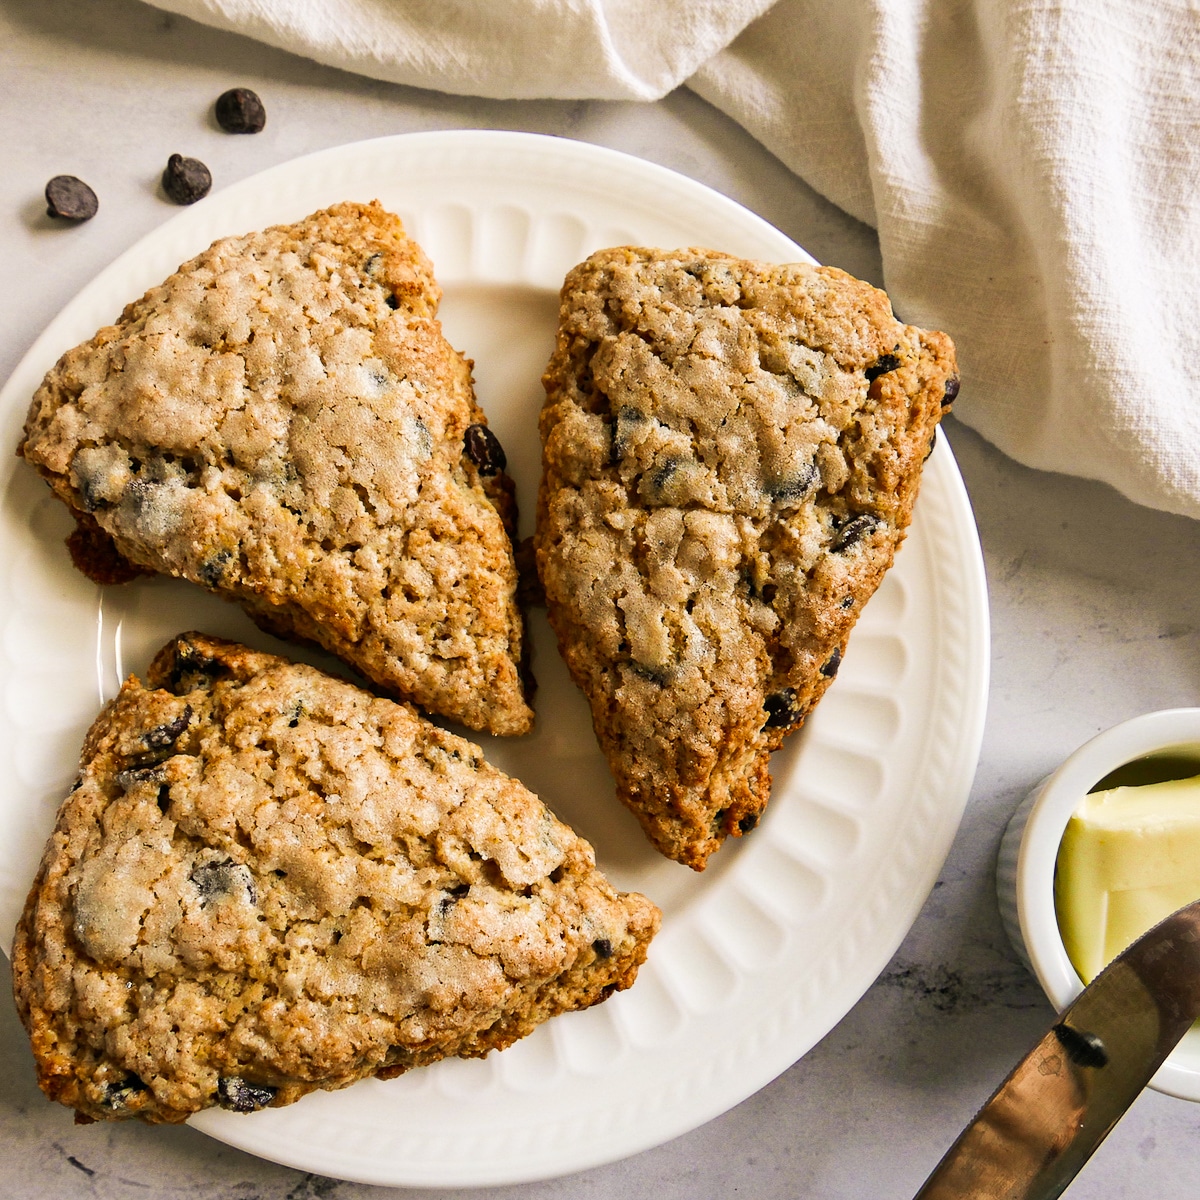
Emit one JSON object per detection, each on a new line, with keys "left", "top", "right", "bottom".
{"left": 592, "top": 938, "right": 613, "bottom": 959}
{"left": 216, "top": 1076, "right": 277, "bottom": 1113}
{"left": 198, "top": 549, "right": 233, "bottom": 588}
{"left": 865, "top": 353, "right": 901, "bottom": 382}
{"left": 820, "top": 647, "right": 842, "bottom": 678}
{"left": 766, "top": 461, "right": 819, "bottom": 504}
{"left": 162, "top": 154, "right": 212, "bottom": 205}
{"left": 942, "top": 376, "right": 960, "bottom": 406}
{"left": 143, "top": 706, "right": 192, "bottom": 750}
{"left": 214, "top": 87, "right": 266, "bottom": 134}
{"left": 463, "top": 423, "right": 506, "bottom": 476}
{"left": 611, "top": 405, "right": 648, "bottom": 463}
{"left": 101, "top": 1075, "right": 147, "bottom": 1112}
{"left": 45, "top": 175, "right": 98, "bottom": 221}
{"left": 190, "top": 859, "right": 256, "bottom": 907}
{"left": 763, "top": 688, "right": 802, "bottom": 729}
{"left": 737, "top": 812, "right": 760, "bottom": 833}
{"left": 831, "top": 514, "right": 881, "bottom": 552}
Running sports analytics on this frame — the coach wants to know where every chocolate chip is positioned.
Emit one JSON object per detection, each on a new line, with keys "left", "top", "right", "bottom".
{"left": 45, "top": 175, "right": 98, "bottom": 221}
{"left": 840, "top": 596, "right": 855, "bottom": 609}
{"left": 198, "top": 550, "right": 232, "bottom": 588}
{"left": 831, "top": 514, "right": 880, "bottom": 552}
{"left": 942, "top": 377, "right": 960, "bottom": 406}
{"left": 101, "top": 1074, "right": 147, "bottom": 1110}
{"left": 166, "top": 641, "right": 230, "bottom": 693}
{"left": 216, "top": 1076, "right": 277, "bottom": 1113}
{"left": 611, "top": 406, "right": 648, "bottom": 463}
{"left": 463, "top": 423, "right": 506, "bottom": 476}
{"left": 116, "top": 764, "right": 166, "bottom": 791}
{"left": 191, "top": 859, "right": 256, "bottom": 907}
{"left": 162, "top": 154, "right": 212, "bottom": 205}
{"left": 143, "top": 705, "right": 192, "bottom": 750}
{"left": 592, "top": 938, "right": 613, "bottom": 959}
{"left": 157, "top": 784, "right": 172, "bottom": 813}
{"left": 737, "top": 812, "right": 760, "bottom": 833}
{"left": 766, "top": 461, "right": 819, "bottom": 504}
{"left": 865, "top": 354, "right": 901, "bottom": 382}
{"left": 820, "top": 647, "right": 842, "bottom": 678}
{"left": 763, "top": 688, "right": 802, "bottom": 729}
{"left": 214, "top": 87, "right": 266, "bottom": 134}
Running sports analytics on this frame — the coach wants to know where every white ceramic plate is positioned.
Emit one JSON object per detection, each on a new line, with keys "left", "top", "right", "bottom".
{"left": 0, "top": 131, "right": 989, "bottom": 1187}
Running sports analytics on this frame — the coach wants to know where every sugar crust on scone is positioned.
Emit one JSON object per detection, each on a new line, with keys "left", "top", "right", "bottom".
{"left": 535, "top": 247, "right": 958, "bottom": 870}
{"left": 18, "top": 201, "right": 532, "bottom": 736}
{"left": 11, "top": 633, "right": 659, "bottom": 1125}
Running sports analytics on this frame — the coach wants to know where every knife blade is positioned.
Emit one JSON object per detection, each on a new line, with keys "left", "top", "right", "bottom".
{"left": 913, "top": 897, "right": 1200, "bottom": 1200}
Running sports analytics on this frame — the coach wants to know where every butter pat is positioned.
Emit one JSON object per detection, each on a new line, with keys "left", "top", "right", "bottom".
{"left": 1055, "top": 774, "right": 1200, "bottom": 983}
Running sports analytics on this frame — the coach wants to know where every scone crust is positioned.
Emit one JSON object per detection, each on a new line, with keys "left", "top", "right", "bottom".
{"left": 535, "top": 247, "right": 957, "bottom": 869}
{"left": 11, "top": 633, "right": 658, "bottom": 1124}
{"left": 19, "top": 201, "right": 532, "bottom": 736}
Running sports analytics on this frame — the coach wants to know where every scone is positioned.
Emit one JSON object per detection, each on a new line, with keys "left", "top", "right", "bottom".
{"left": 18, "top": 201, "right": 532, "bottom": 736}
{"left": 11, "top": 633, "right": 659, "bottom": 1125}
{"left": 535, "top": 247, "right": 958, "bottom": 870}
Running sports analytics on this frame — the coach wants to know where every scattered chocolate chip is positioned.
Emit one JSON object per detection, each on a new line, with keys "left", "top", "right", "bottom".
{"left": 463, "top": 423, "right": 506, "bottom": 476}
{"left": 831, "top": 514, "right": 880, "bottom": 552}
{"left": 156, "top": 784, "right": 172, "bottom": 813}
{"left": 649, "top": 456, "right": 682, "bottom": 492}
{"left": 191, "top": 859, "right": 256, "bottom": 907}
{"left": 143, "top": 705, "right": 192, "bottom": 750}
{"left": 942, "top": 377, "right": 960, "bottom": 406}
{"left": 162, "top": 154, "right": 212, "bottom": 205}
{"left": 737, "top": 812, "right": 760, "bottom": 834}
{"left": 384, "top": 293, "right": 399, "bottom": 309}
{"left": 447, "top": 881, "right": 470, "bottom": 897}
{"left": 840, "top": 596, "right": 855, "bottom": 609}
{"left": 45, "top": 175, "right": 98, "bottom": 221}
{"left": 166, "top": 642, "right": 230, "bottom": 693}
{"left": 820, "top": 647, "right": 842, "bottom": 678}
{"left": 865, "top": 353, "right": 901, "bottom": 382}
{"left": 216, "top": 1076, "right": 277, "bottom": 1113}
{"left": 592, "top": 938, "right": 613, "bottom": 959}
{"left": 763, "top": 688, "right": 802, "bottom": 729}
{"left": 214, "top": 87, "right": 266, "bottom": 134}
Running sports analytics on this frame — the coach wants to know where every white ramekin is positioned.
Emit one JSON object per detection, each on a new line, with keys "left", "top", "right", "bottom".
{"left": 996, "top": 708, "right": 1200, "bottom": 1100}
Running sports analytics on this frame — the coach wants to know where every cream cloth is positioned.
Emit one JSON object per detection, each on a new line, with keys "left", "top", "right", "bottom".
{"left": 145, "top": 0, "right": 1200, "bottom": 519}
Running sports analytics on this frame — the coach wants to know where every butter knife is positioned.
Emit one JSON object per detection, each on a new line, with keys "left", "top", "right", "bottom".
{"left": 913, "top": 897, "right": 1200, "bottom": 1199}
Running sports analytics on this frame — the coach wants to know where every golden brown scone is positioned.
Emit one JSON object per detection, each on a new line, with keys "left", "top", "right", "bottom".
{"left": 535, "top": 247, "right": 957, "bottom": 870}
{"left": 11, "top": 633, "right": 659, "bottom": 1125}
{"left": 18, "top": 202, "right": 532, "bottom": 736}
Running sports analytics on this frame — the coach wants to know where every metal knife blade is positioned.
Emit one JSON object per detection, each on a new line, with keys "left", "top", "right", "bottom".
{"left": 913, "top": 897, "right": 1200, "bottom": 1200}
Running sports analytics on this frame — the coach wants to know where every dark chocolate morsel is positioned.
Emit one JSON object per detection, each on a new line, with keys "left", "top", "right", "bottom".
{"left": 216, "top": 1076, "right": 278, "bottom": 1113}
{"left": 820, "top": 647, "right": 842, "bottom": 678}
{"left": 763, "top": 688, "right": 802, "bottom": 729}
{"left": 45, "top": 175, "right": 98, "bottom": 221}
{"left": 463, "top": 423, "right": 506, "bottom": 476}
{"left": 865, "top": 353, "right": 901, "bottom": 382}
{"left": 942, "top": 376, "right": 960, "bottom": 406}
{"left": 162, "top": 154, "right": 212, "bottom": 205}
{"left": 592, "top": 938, "right": 613, "bottom": 959}
{"left": 143, "top": 705, "right": 193, "bottom": 750}
{"left": 737, "top": 812, "right": 760, "bottom": 833}
{"left": 214, "top": 87, "right": 266, "bottom": 134}
{"left": 831, "top": 514, "right": 880, "bottom": 552}
{"left": 191, "top": 859, "right": 256, "bottom": 907}
{"left": 101, "top": 1074, "right": 147, "bottom": 1110}
{"left": 198, "top": 550, "right": 233, "bottom": 588}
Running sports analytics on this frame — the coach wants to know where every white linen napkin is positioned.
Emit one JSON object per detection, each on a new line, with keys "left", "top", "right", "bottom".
{"left": 142, "top": 0, "right": 1200, "bottom": 520}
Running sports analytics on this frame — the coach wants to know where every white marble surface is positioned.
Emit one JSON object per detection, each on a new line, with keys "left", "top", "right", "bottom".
{"left": 4, "top": 1, "right": 1200, "bottom": 1196}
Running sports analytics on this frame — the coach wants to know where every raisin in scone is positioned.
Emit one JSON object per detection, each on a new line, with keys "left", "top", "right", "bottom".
{"left": 535, "top": 247, "right": 958, "bottom": 870}
{"left": 18, "top": 201, "right": 531, "bottom": 736}
{"left": 11, "top": 633, "right": 659, "bottom": 1125}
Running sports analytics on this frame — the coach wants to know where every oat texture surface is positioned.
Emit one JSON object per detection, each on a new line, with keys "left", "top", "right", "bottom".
{"left": 19, "top": 201, "right": 531, "bottom": 736}
{"left": 11, "top": 633, "right": 658, "bottom": 1124}
{"left": 536, "top": 247, "right": 957, "bottom": 869}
